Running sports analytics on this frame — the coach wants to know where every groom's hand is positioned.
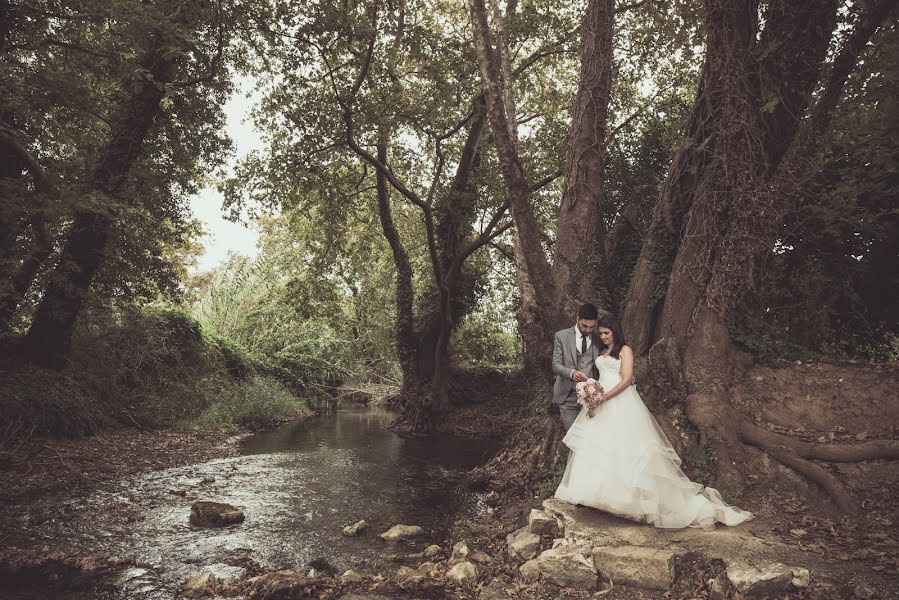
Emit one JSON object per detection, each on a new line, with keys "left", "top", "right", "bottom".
{"left": 572, "top": 370, "right": 588, "bottom": 382}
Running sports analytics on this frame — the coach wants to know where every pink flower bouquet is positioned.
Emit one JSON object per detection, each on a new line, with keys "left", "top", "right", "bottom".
{"left": 575, "top": 378, "right": 605, "bottom": 418}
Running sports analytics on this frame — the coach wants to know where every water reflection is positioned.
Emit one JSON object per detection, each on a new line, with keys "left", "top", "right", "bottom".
{"left": 0, "top": 404, "right": 499, "bottom": 599}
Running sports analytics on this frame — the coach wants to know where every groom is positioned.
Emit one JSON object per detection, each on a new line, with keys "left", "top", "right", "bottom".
{"left": 552, "top": 303, "right": 603, "bottom": 431}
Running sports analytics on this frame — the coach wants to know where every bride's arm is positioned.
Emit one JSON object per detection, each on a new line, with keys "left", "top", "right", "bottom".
{"left": 602, "top": 345, "right": 634, "bottom": 402}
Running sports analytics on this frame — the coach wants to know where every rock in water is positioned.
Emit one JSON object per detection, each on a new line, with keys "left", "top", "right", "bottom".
{"left": 180, "top": 572, "right": 217, "bottom": 598}
{"left": 189, "top": 501, "right": 245, "bottom": 527}
{"left": 379, "top": 524, "right": 425, "bottom": 541}
{"left": 342, "top": 519, "right": 369, "bottom": 536}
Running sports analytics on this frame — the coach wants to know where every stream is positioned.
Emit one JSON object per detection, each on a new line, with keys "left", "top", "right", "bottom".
{"left": 0, "top": 404, "right": 500, "bottom": 599}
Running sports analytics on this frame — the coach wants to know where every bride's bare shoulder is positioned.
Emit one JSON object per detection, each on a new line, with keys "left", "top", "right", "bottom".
{"left": 620, "top": 345, "right": 634, "bottom": 357}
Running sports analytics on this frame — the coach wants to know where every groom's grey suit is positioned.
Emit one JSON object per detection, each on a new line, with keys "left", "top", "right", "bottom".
{"left": 552, "top": 326, "right": 602, "bottom": 431}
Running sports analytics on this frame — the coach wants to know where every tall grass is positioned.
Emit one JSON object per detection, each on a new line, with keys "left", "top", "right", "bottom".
{"left": 0, "top": 306, "right": 306, "bottom": 444}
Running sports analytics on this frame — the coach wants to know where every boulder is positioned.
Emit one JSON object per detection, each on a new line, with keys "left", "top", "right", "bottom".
{"left": 536, "top": 545, "right": 597, "bottom": 590}
{"left": 417, "top": 561, "right": 440, "bottom": 577}
{"left": 451, "top": 541, "right": 471, "bottom": 563}
{"left": 519, "top": 559, "right": 541, "bottom": 583}
{"left": 380, "top": 524, "right": 425, "bottom": 542}
{"left": 592, "top": 545, "right": 675, "bottom": 590}
{"left": 340, "top": 570, "right": 364, "bottom": 584}
{"left": 423, "top": 544, "right": 443, "bottom": 558}
{"left": 189, "top": 501, "right": 245, "bottom": 528}
{"left": 727, "top": 562, "right": 810, "bottom": 596}
{"left": 506, "top": 526, "right": 541, "bottom": 563}
{"left": 342, "top": 520, "right": 369, "bottom": 536}
{"left": 180, "top": 572, "right": 216, "bottom": 598}
{"left": 528, "top": 509, "right": 560, "bottom": 537}
{"left": 447, "top": 561, "right": 479, "bottom": 588}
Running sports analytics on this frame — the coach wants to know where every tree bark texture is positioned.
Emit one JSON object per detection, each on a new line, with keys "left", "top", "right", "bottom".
{"left": 23, "top": 44, "right": 177, "bottom": 368}
{"left": 553, "top": 0, "right": 615, "bottom": 314}
{"left": 469, "top": 0, "right": 561, "bottom": 339}
{"left": 620, "top": 0, "right": 895, "bottom": 508}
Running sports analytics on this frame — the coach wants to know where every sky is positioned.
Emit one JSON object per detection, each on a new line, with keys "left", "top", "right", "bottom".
{"left": 188, "top": 82, "right": 264, "bottom": 272}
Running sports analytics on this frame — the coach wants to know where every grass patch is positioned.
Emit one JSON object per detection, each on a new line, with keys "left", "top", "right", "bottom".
{"left": 0, "top": 305, "right": 314, "bottom": 445}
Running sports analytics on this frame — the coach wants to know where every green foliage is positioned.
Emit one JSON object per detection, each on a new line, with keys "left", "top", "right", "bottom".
{"left": 193, "top": 375, "right": 301, "bottom": 430}
{"left": 0, "top": 304, "right": 303, "bottom": 442}
{"left": 730, "top": 23, "right": 898, "bottom": 362}
{"left": 191, "top": 248, "right": 356, "bottom": 390}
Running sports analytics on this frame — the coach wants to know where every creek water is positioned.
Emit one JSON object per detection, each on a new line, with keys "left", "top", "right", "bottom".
{"left": 0, "top": 404, "right": 500, "bottom": 599}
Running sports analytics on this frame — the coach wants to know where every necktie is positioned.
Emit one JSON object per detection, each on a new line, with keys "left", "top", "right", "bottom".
{"left": 581, "top": 334, "right": 587, "bottom": 354}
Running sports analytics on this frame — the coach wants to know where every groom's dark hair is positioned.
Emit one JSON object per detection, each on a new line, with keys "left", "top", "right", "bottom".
{"left": 577, "top": 303, "right": 599, "bottom": 320}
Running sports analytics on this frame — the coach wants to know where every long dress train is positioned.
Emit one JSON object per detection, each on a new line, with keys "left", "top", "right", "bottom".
{"left": 554, "top": 354, "right": 753, "bottom": 530}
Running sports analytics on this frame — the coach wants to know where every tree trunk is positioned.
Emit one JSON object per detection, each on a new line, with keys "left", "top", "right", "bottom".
{"left": 623, "top": 0, "right": 895, "bottom": 507}
{"left": 374, "top": 135, "right": 418, "bottom": 402}
{"left": 553, "top": 0, "right": 615, "bottom": 313}
{"left": 23, "top": 43, "right": 176, "bottom": 368}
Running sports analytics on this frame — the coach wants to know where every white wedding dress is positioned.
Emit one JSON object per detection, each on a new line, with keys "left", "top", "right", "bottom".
{"left": 555, "top": 354, "right": 753, "bottom": 530}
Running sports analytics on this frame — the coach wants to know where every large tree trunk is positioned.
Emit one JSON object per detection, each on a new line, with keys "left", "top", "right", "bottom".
{"left": 469, "top": 0, "right": 617, "bottom": 473}
{"left": 552, "top": 0, "right": 615, "bottom": 313}
{"left": 623, "top": 0, "right": 895, "bottom": 509}
{"left": 22, "top": 43, "right": 176, "bottom": 368}
{"left": 374, "top": 135, "right": 418, "bottom": 402}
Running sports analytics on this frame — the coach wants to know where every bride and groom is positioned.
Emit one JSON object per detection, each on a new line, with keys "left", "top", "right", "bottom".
{"left": 551, "top": 303, "right": 753, "bottom": 530}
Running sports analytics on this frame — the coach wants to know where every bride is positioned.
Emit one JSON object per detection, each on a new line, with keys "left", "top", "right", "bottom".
{"left": 554, "top": 315, "right": 753, "bottom": 530}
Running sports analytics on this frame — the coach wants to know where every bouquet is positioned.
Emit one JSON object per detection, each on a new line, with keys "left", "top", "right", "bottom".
{"left": 575, "top": 378, "right": 605, "bottom": 419}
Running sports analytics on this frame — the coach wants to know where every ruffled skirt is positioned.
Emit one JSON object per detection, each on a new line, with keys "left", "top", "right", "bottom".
{"left": 555, "top": 385, "right": 753, "bottom": 530}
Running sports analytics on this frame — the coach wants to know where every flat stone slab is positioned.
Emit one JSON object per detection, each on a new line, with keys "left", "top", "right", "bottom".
{"left": 592, "top": 545, "right": 674, "bottom": 590}
{"left": 543, "top": 498, "right": 816, "bottom": 595}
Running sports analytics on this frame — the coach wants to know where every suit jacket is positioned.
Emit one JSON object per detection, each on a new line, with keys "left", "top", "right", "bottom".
{"left": 551, "top": 326, "right": 602, "bottom": 405}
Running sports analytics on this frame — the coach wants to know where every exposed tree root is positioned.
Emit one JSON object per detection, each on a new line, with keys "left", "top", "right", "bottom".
{"left": 681, "top": 389, "right": 899, "bottom": 514}
{"left": 738, "top": 421, "right": 899, "bottom": 514}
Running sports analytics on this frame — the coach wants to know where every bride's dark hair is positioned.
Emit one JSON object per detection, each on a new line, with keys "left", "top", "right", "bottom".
{"left": 597, "top": 315, "right": 627, "bottom": 359}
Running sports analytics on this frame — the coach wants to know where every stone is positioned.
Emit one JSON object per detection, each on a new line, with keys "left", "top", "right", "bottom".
{"left": 519, "top": 559, "right": 541, "bottom": 583}
{"left": 248, "top": 568, "right": 308, "bottom": 596}
{"left": 791, "top": 567, "right": 811, "bottom": 589}
{"left": 447, "top": 561, "right": 479, "bottom": 588}
{"left": 506, "top": 526, "right": 541, "bottom": 563}
{"left": 342, "top": 520, "right": 369, "bottom": 536}
{"left": 592, "top": 545, "right": 675, "bottom": 590}
{"left": 727, "top": 562, "right": 809, "bottom": 596}
{"left": 536, "top": 544, "right": 597, "bottom": 590}
{"left": 451, "top": 541, "right": 471, "bottom": 563}
{"left": 180, "top": 572, "right": 216, "bottom": 598}
{"left": 423, "top": 544, "right": 442, "bottom": 558}
{"left": 470, "top": 550, "right": 493, "bottom": 565}
{"left": 380, "top": 524, "right": 425, "bottom": 542}
{"left": 340, "top": 570, "right": 364, "bottom": 584}
{"left": 188, "top": 501, "right": 245, "bottom": 528}
{"left": 417, "top": 561, "right": 439, "bottom": 577}
{"left": 528, "top": 509, "right": 560, "bottom": 537}
{"left": 478, "top": 579, "right": 507, "bottom": 600}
